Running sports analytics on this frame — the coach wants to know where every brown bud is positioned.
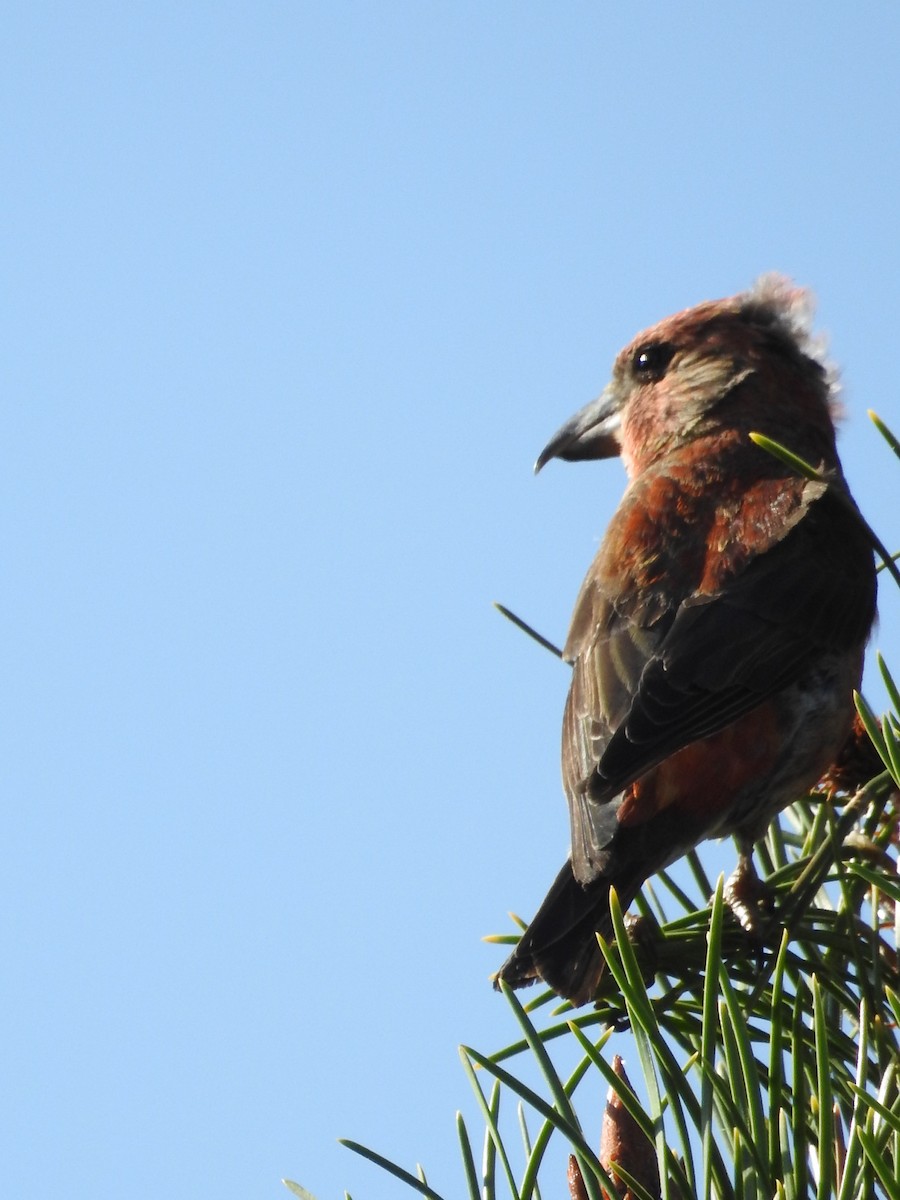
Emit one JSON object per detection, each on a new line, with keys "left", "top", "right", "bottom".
{"left": 568, "top": 1154, "right": 589, "bottom": 1200}
{"left": 599, "top": 1055, "right": 660, "bottom": 1200}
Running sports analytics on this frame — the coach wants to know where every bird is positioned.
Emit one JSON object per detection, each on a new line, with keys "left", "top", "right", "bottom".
{"left": 496, "top": 275, "right": 877, "bottom": 1006}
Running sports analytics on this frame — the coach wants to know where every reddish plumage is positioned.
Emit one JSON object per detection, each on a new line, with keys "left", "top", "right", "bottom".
{"left": 497, "top": 276, "right": 877, "bottom": 1005}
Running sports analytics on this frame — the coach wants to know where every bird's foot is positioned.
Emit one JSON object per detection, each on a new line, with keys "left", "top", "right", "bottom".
{"left": 723, "top": 854, "right": 775, "bottom": 939}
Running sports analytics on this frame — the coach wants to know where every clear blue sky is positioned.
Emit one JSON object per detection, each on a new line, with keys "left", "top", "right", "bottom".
{"left": 3, "top": 6, "right": 899, "bottom": 1199}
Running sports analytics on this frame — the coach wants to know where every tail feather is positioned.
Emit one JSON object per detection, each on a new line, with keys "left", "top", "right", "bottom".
{"left": 496, "top": 860, "right": 644, "bottom": 1006}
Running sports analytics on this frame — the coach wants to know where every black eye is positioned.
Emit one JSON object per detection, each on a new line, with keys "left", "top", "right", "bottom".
{"left": 632, "top": 341, "right": 675, "bottom": 382}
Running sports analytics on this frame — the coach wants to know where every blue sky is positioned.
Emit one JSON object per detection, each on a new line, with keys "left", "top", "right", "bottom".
{"left": 3, "top": 6, "right": 899, "bottom": 1199}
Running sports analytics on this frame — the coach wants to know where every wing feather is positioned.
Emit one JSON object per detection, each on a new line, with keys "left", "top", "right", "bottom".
{"left": 563, "top": 485, "right": 875, "bottom": 880}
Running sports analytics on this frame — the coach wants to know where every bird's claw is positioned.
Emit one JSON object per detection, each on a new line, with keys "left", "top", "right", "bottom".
{"left": 723, "top": 855, "right": 776, "bottom": 939}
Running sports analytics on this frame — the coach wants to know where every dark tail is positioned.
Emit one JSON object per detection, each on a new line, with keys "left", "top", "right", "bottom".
{"left": 495, "top": 859, "right": 644, "bottom": 1006}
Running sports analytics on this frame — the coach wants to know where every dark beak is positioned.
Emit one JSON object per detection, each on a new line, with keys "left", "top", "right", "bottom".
{"left": 534, "top": 389, "right": 622, "bottom": 474}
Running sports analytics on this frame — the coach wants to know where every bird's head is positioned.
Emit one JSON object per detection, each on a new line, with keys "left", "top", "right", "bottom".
{"left": 535, "top": 275, "right": 840, "bottom": 479}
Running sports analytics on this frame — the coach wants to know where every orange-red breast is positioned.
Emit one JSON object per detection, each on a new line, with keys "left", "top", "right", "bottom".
{"left": 497, "top": 276, "right": 877, "bottom": 1004}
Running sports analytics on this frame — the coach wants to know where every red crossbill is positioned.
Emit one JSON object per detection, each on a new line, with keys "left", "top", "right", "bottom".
{"left": 497, "top": 276, "right": 877, "bottom": 1005}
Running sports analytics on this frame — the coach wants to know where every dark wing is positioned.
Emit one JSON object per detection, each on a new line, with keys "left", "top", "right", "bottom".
{"left": 561, "top": 584, "right": 672, "bottom": 874}
{"left": 564, "top": 484, "right": 876, "bottom": 882}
